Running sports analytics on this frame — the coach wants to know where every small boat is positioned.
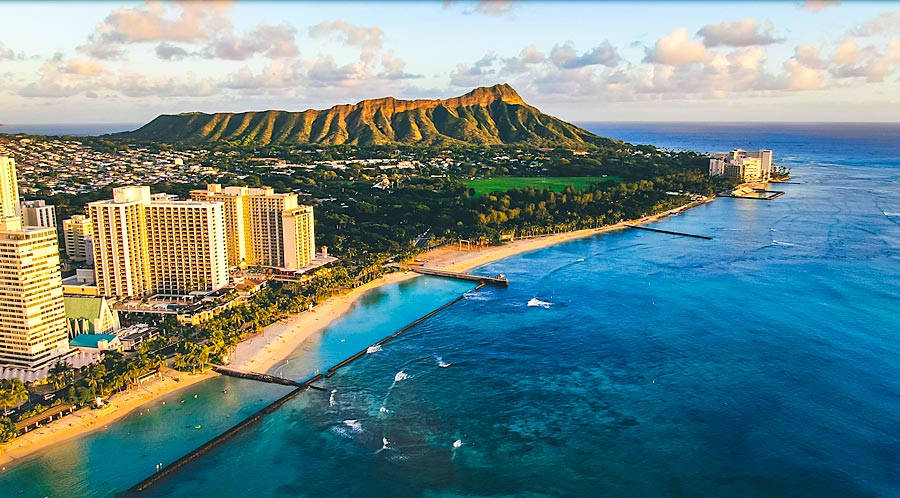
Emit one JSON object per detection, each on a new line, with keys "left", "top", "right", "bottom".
{"left": 194, "top": 425, "right": 202, "bottom": 429}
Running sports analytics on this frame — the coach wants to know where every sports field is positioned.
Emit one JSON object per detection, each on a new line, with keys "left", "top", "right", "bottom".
{"left": 464, "top": 176, "right": 622, "bottom": 197}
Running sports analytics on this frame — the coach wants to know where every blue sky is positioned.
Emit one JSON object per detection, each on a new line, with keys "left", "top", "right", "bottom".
{"left": 1, "top": 1, "right": 898, "bottom": 123}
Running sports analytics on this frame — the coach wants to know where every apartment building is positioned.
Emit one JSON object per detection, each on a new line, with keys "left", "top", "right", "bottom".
{"left": 20, "top": 199, "right": 56, "bottom": 228}
{"left": 62, "top": 214, "right": 93, "bottom": 262}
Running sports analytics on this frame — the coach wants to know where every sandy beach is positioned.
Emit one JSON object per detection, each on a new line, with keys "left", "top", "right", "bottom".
{"left": 0, "top": 196, "right": 711, "bottom": 468}
{"left": 0, "top": 368, "right": 215, "bottom": 468}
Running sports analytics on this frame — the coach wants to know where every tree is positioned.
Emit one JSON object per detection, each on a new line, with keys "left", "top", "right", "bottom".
{"left": 0, "top": 379, "right": 29, "bottom": 416}
{"left": 0, "top": 417, "right": 16, "bottom": 442}
{"left": 48, "top": 361, "right": 73, "bottom": 390}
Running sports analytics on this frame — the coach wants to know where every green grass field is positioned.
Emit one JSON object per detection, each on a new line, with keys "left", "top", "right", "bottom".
{"left": 464, "top": 176, "right": 622, "bottom": 197}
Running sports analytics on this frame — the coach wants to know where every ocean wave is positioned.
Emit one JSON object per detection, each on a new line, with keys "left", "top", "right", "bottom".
{"left": 366, "top": 345, "right": 382, "bottom": 354}
{"left": 343, "top": 419, "right": 363, "bottom": 433}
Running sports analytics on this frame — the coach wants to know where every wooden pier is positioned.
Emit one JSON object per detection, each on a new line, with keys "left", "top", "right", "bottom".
{"left": 624, "top": 224, "right": 712, "bottom": 240}
{"left": 399, "top": 265, "right": 509, "bottom": 287}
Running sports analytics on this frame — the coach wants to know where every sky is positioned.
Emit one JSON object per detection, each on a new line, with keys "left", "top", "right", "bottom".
{"left": 1, "top": 0, "right": 898, "bottom": 124}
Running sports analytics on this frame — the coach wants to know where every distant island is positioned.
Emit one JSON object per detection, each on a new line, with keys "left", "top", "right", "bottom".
{"left": 112, "top": 84, "right": 615, "bottom": 148}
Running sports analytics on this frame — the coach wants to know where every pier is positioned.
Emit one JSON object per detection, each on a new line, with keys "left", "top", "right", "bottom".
{"left": 624, "top": 224, "right": 713, "bottom": 240}
{"left": 397, "top": 265, "right": 509, "bottom": 287}
{"left": 124, "top": 284, "right": 483, "bottom": 495}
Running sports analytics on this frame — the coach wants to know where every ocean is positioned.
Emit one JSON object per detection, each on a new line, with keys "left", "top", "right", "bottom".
{"left": 0, "top": 123, "right": 897, "bottom": 497}
{"left": 0, "top": 123, "right": 140, "bottom": 136}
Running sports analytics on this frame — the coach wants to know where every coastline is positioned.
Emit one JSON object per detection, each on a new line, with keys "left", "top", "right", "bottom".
{"left": 0, "top": 196, "right": 712, "bottom": 468}
{"left": 0, "top": 368, "right": 215, "bottom": 468}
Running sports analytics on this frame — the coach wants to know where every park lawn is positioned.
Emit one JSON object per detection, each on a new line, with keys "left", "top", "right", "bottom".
{"left": 464, "top": 176, "right": 622, "bottom": 197}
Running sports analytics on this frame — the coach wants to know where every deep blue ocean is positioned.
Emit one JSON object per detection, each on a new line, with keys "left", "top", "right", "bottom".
{"left": 0, "top": 123, "right": 897, "bottom": 497}
{"left": 0, "top": 123, "right": 140, "bottom": 136}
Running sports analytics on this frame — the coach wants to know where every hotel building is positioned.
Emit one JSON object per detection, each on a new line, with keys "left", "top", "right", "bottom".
{"left": 709, "top": 149, "right": 774, "bottom": 182}
{"left": 190, "top": 184, "right": 316, "bottom": 269}
{"left": 62, "top": 214, "right": 93, "bottom": 262}
{"left": 0, "top": 157, "right": 69, "bottom": 369}
{"left": 146, "top": 197, "right": 228, "bottom": 294}
{"left": 88, "top": 187, "right": 153, "bottom": 298}
{"left": 88, "top": 187, "right": 229, "bottom": 298}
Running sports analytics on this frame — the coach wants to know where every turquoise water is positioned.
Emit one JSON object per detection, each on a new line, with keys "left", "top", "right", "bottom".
{"left": 1, "top": 124, "right": 898, "bottom": 496}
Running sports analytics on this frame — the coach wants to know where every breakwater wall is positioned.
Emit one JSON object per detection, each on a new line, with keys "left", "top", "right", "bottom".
{"left": 124, "top": 282, "right": 487, "bottom": 494}
{"left": 624, "top": 224, "right": 713, "bottom": 240}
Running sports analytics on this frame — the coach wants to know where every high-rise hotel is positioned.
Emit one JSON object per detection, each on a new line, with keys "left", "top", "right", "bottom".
{"left": 62, "top": 214, "right": 93, "bottom": 262}
{"left": 88, "top": 187, "right": 229, "bottom": 298}
{"left": 0, "top": 157, "right": 69, "bottom": 369}
{"left": 190, "top": 184, "right": 315, "bottom": 270}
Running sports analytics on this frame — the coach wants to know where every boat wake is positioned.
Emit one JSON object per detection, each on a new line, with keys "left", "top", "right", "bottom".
{"left": 394, "top": 371, "right": 409, "bottom": 382}
{"left": 435, "top": 355, "right": 452, "bottom": 368}
{"left": 343, "top": 419, "right": 363, "bottom": 433}
{"left": 527, "top": 297, "right": 551, "bottom": 308}
{"left": 329, "top": 389, "right": 337, "bottom": 407}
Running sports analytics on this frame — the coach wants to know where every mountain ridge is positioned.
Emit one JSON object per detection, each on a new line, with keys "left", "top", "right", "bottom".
{"left": 114, "top": 84, "right": 614, "bottom": 147}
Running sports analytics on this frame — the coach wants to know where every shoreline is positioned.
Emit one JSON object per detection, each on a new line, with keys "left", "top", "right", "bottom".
{"left": 0, "top": 368, "right": 215, "bottom": 468}
{"left": 0, "top": 195, "right": 713, "bottom": 468}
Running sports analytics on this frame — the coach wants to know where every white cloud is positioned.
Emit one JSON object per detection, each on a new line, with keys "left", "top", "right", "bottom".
{"left": 851, "top": 11, "right": 900, "bottom": 37}
{"left": 309, "top": 21, "right": 383, "bottom": 62}
{"left": 449, "top": 53, "right": 498, "bottom": 87}
{"left": 550, "top": 41, "right": 620, "bottom": 68}
{"left": 202, "top": 23, "right": 299, "bottom": 61}
{"left": 697, "top": 19, "right": 783, "bottom": 47}
{"left": 644, "top": 28, "right": 707, "bottom": 65}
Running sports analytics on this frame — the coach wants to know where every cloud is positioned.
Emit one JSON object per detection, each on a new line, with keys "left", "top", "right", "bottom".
{"left": 309, "top": 21, "right": 383, "bottom": 62}
{"left": 202, "top": 23, "right": 299, "bottom": 60}
{"left": 851, "top": 11, "right": 899, "bottom": 37}
{"left": 108, "top": 72, "right": 216, "bottom": 98}
{"left": 644, "top": 28, "right": 707, "bottom": 65}
{"left": 0, "top": 41, "right": 22, "bottom": 60}
{"left": 802, "top": 1, "right": 840, "bottom": 12}
{"left": 550, "top": 41, "right": 620, "bottom": 68}
{"left": 378, "top": 50, "right": 423, "bottom": 80}
{"left": 155, "top": 42, "right": 190, "bottom": 60}
{"left": 223, "top": 60, "right": 305, "bottom": 90}
{"left": 794, "top": 44, "right": 827, "bottom": 68}
{"left": 501, "top": 45, "right": 545, "bottom": 74}
{"left": 828, "top": 36, "right": 900, "bottom": 82}
{"left": 474, "top": 0, "right": 514, "bottom": 15}
{"left": 782, "top": 59, "right": 822, "bottom": 90}
{"left": 62, "top": 58, "right": 106, "bottom": 76}
{"left": 94, "top": 1, "right": 232, "bottom": 44}
{"left": 697, "top": 19, "right": 784, "bottom": 47}
{"left": 80, "top": 2, "right": 297, "bottom": 62}
{"left": 449, "top": 53, "right": 498, "bottom": 87}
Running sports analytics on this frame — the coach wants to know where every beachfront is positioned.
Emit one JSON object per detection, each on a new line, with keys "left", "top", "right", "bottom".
{"left": 0, "top": 196, "right": 712, "bottom": 467}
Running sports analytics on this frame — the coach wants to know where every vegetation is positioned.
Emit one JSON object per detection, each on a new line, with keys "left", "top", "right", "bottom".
{"left": 464, "top": 176, "right": 622, "bottom": 197}
{"left": 0, "top": 378, "right": 28, "bottom": 416}
{"left": 112, "top": 84, "right": 617, "bottom": 148}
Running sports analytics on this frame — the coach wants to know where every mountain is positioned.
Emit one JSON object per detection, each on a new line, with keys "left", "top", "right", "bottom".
{"left": 113, "top": 84, "right": 615, "bottom": 148}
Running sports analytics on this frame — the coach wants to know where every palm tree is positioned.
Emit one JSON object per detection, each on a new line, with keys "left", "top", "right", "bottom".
{"left": 0, "top": 379, "right": 29, "bottom": 416}
{"left": 48, "top": 361, "right": 72, "bottom": 390}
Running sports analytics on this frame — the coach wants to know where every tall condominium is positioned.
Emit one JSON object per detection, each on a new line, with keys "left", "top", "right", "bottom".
{"left": 88, "top": 187, "right": 229, "bottom": 298}
{"left": 88, "top": 187, "right": 153, "bottom": 298}
{"left": 0, "top": 157, "right": 69, "bottom": 369}
{"left": 190, "top": 184, "right": 316, "bottom": 269}
{"left": 62, "top": 214, "right": 93, "bottom": 262}
{"left": 147, "top": 196, "right": 228, "bottom": 294}
{"left": 20, "top": 199, "right": 57, "bottom": 228}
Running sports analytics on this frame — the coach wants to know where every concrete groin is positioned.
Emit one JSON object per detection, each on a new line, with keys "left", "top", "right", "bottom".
{"left": 624, "top": 224, "right": 713, "bottom": 240}
{"left": 124, "top": 283, "right": 485, "bottom": 494}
